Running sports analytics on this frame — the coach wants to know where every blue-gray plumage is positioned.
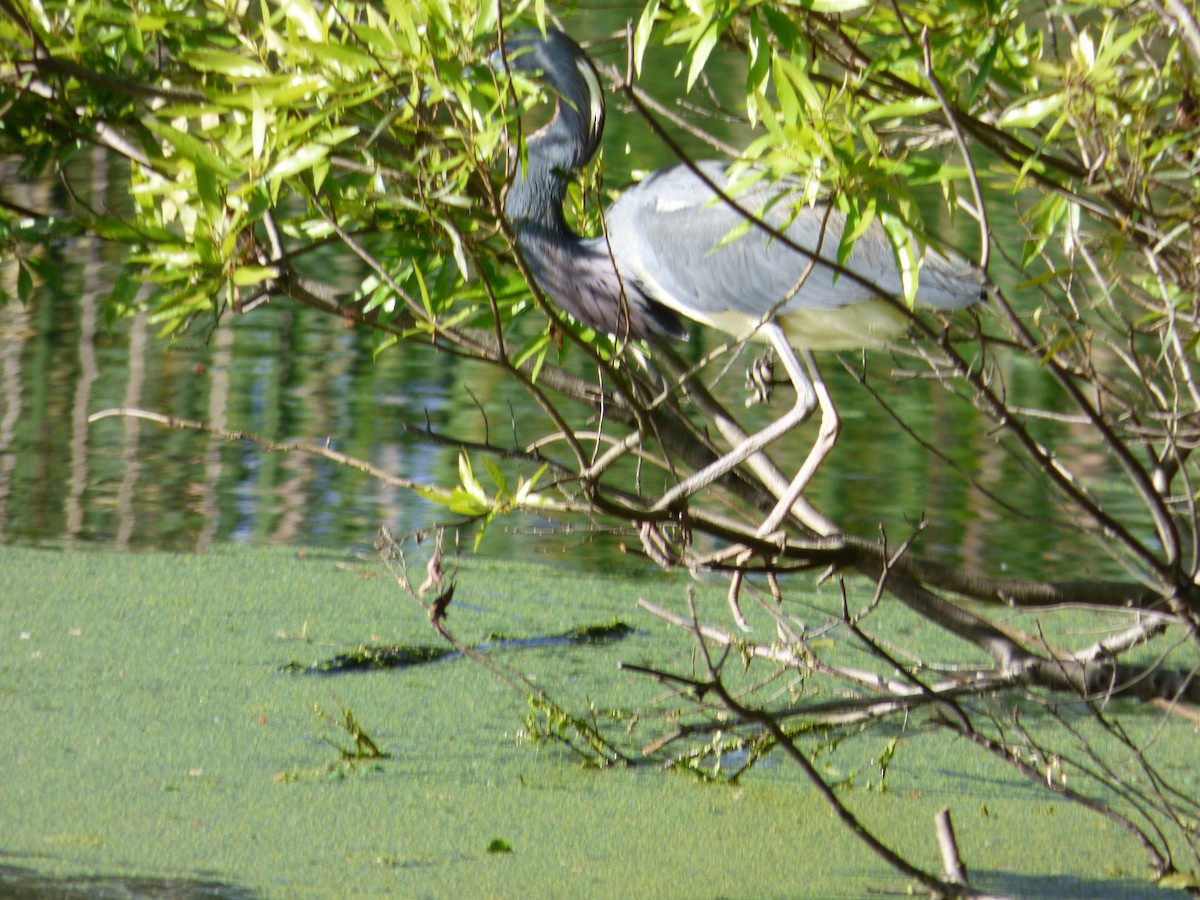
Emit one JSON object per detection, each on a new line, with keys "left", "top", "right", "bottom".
{"left": 499, "top": 27, "right": 985, "bottom": 536}
{"left": 603, "top": 161, "right": 983, "bottom": 349}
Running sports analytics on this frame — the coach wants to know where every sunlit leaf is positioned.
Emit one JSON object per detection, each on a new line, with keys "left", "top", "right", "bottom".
{"left": 144, "top": 121, "right": 240, "bottom": 180}
{"left": 512, "top": 465, "right": 547, "bottom": 506}
{"left": 263, "top": 142, "right": 331, "bottom": 181}
{"left": 998, "top": 92, "right": 1065, "bottom": 129}
{"left": 231, "top": 264, "right": 279, "bottom": 286}
{"left": 182, "top": 50, "right": 270, "bottom": 78}
{"left": 880, "top": 212, "right": 918, "bottom": 305}
{"left": 634, "top": 0, "right": 660, "bottom": 76}
{"left": 686, "top": 20, "right": 720, "bottom": 92}
{"left": 861, "top": 97, "right": 940, "bottom": 123}
{"left": 458, "top": 453, "right": 489, "bottom": 507}
{"left": 251, "top": 89, "right": 267, "bottom": 161}
{"left": 802, "top": 0, "right": 868, "bottom": 10}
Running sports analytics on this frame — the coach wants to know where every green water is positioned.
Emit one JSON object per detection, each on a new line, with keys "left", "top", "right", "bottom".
{"left": 0, "top": 544, "right": 1178, "bottom": 898}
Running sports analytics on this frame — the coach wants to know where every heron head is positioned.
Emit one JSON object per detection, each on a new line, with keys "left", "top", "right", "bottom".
{"left": 496, "top": 28, "right": 606, "bottom": 169}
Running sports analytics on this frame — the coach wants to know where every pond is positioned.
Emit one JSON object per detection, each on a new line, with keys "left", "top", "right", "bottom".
{"left": 0, "top": 8, "right": 1184, "bottom": 899}
{"left": 0, "top": 544, "right": 1174, "bottom": 898}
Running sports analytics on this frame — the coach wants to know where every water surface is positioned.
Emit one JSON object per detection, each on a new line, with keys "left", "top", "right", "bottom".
{"left": 0, "top": 545, "right": 1172, "bottom": 898}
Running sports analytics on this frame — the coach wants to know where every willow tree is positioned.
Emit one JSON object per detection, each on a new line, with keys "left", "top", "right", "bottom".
{"left": 3, "top": 0, "right": 1199, "bottom": 892}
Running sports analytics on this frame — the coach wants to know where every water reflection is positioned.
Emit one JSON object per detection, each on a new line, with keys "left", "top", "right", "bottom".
{"left": 0, "top": 863, "right": 258, "bottom": 900}
{"left": 0, "top": 211, "right": 1138, "bottom": 582}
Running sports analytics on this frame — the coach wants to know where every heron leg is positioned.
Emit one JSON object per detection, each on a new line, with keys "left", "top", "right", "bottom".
{"left": 755, "top": 339, "right": 840, "bottom": 539}
{"left": 651, "top": 323, "right": 838, "bottom": 536}
{"left": 709, "top": 418, "right": 837, "bottom": 538}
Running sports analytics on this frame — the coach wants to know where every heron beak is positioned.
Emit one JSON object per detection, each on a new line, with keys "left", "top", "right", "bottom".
{"left": 573, "top": 57, "right": 605, "bottom": 148}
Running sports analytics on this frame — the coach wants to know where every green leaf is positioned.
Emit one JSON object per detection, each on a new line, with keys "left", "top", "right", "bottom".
{"left": 746, "top": 13, "right": 771, "bottom": 93}
{"left": 182, "top": 49, "right": 270, "bottom": 78}
{"left": 125, "top": 22, "right": 144, "bottom": 56}
{"left": 513, "top": 465, "right": 548, "bottom": 506}
{"left": 284, "top": 0, "right": 326, "bottom": 42}
{"left": 861, "top": 97, "right": 940, "bottom": 124}
{"left": 231, "top": 265, "right": 279, "bottom": 287}
{"left": 1157, "top": 872, "right": 1200, "bottom": 890}
{"left": 715, "top": 212, "right": 754, "bottom": 250}
{"left": 511, "top": 332, "right": 549, "bottom": 371}
{"left": 760, "top": 5, "right": 799, "bottom": 50}
{"left": 458, "top": 453, "right": 489, "bottom": 507}
{"left": 412, "top": 262, "right": 432, "bottom": 320}
{"left": 445, "top": 487, "right": 491, "bottom": 517}
{"left": 634, "top": 0, "right": 660, "bottom": 76}
{"left": 264, "top": 142, "right": 331, "bottom": 181}
{"left": 1014, "top": 267, "right": 1076, "bottom": 291}
{"left": 772, "top": 56, "right": 800, "bottom": 125}
{"left": 482, "top": 456, "right": 510, "bottom": 496}
{"left": 16, "top": 259, "right": 32, "bottom": 302}
{"left": 251, "top": 89, "right": 267, "bottom": 161}
{"left": 106, "top": 273, "right": 145, "bottom": 321}
{"left": 195, "top": 164, "right": 220, "bottom": 214}
{"left": 773, "top": 55, "right": 822, "bottom": 118}
{"left": 144, "top": 120, "right": 240, "bottom": 180}
{"left": 435, "top": 215, "right": 470, "bottom": 280}
{"left": 1021, "top": 193, "right": 1068, "bottom": 269}
{"left": 802, "top": 0, "right": 868, "bottom": 10}
{"left": 687, "top": 20, "right": 721, "bottom": 92}
{"left": 298, "top": 39, "right": 377, "bottom": 70}
{"left": 413, "top": 484, "right": 455, "bottom": 507}
{"left": 1089, "top": 23, "right": 1144, "bottom": 77}
{"left": 838, "top": 196, "right": 876, "bottom": 268}
{"left": 965, "top": 37, "right": 998, "bottom": 108}
{"left": 998, "top": 93, "right": 1065, "bottom": 130}
{"left": 880, "top": 212, "right": 918, "bottom": 305}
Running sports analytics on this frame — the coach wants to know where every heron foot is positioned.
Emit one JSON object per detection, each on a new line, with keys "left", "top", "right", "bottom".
{"left": 744, "top": 347, "right": 776, "bottom": 407}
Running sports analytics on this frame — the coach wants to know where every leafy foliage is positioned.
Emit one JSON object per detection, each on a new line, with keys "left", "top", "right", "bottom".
{"left": 1, "top": 0, "right": 532, "bottom": 340}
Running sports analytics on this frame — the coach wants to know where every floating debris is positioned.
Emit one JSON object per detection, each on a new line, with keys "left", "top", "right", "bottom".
{"left": 286, "top": 620, "right": 636, "bottom": 675}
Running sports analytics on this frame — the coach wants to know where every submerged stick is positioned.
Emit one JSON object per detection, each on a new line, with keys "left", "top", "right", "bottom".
{"left": 935, "top": 807, "right": 967, "bottom": 886}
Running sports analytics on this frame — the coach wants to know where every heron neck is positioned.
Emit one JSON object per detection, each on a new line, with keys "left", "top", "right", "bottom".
{"left": 505, "top": 87, "right": 601, "bottom": 225}
{"left": 505, "top": 150, "right": 574, "bottom": 235}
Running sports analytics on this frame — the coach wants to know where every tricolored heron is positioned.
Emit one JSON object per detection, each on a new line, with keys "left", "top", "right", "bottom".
{"left": 500, "top": 28, "right": 984, "bottom": 536}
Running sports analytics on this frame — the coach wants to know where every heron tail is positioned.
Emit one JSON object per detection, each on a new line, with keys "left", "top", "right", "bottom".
{"left": 915, "top": 250, "right": 988, "bottom": 310}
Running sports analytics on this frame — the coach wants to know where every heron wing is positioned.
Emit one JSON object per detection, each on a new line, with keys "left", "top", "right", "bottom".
{"left": 602, "top": 162, "right": 980, "bottom": 328}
